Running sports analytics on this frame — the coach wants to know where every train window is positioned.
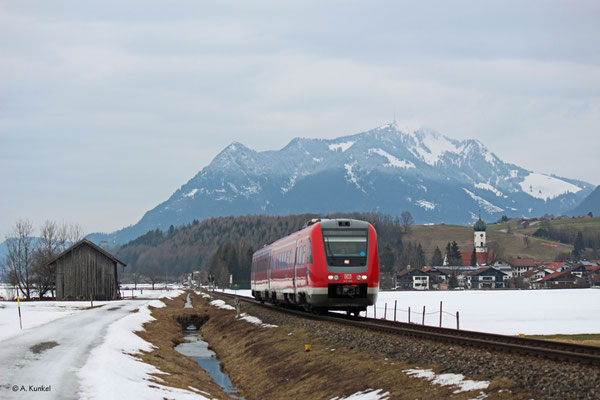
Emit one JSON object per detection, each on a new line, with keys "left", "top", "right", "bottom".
{"left": 322, "top": 229, "right": 368, "bottom": 267}
{"left": 307, "top": 240, "right": 312, "bottom": 264}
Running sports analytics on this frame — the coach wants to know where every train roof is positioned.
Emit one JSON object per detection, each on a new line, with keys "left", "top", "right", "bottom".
{"left": 253, "top": 218, "right": 371, "bottom": 257}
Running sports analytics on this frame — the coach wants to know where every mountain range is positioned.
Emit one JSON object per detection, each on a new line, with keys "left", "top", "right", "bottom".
{"left": 88, "top": 123, "right": 595, "bottom": 245}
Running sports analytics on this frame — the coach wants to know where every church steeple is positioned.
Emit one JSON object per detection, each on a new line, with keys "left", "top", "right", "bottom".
{"left": 474, "top": 215, "right": 487, "bottom": 253}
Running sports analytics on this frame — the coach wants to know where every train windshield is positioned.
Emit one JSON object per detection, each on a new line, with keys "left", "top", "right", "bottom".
{"left": 322, "top": 229, "right": 368, "bottom": 267}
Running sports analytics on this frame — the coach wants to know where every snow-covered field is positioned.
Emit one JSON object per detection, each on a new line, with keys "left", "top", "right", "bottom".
{"left": 220, "top": 288, "right": 600, "bottom": 336}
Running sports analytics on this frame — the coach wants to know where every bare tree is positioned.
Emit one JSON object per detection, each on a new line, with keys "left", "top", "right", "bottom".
{"left": 66, "top": 222, "right": 85, "bottom": 244}
{"left": 143, "top": 262, "right": 161, "bottom": 290}
{"left": 400, "top": 211, "right": 414, "bottom": 233}
{"left": 32, "top": 220, "right": 68, "bottom": 298}
{"left": 2, "top": 220, "right": 36, "bottom": 299}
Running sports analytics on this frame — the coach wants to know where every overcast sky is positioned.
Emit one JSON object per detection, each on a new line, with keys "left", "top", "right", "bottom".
{"left": 1, "top": 0, "right": 599, "bottom": 239}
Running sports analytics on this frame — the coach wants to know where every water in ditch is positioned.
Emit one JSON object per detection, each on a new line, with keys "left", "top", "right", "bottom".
{"left": 175, "top": 330, "right": 244, "bottom": 399}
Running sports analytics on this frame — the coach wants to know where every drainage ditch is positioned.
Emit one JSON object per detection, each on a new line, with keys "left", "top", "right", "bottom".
{"left": 175, "top": 313, "right": 244, "bottom": 399}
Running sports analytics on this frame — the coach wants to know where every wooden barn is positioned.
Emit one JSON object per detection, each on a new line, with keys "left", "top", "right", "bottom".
{"left": 49, "top": 239, "right": 126, "bottom": 300}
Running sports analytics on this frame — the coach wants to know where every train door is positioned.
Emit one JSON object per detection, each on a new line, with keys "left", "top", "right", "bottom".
{"left": 293, "top": 240, "right": 299, "bottom": 301}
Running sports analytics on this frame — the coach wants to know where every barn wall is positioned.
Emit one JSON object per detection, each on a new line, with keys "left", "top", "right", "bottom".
{"left": 54, "top": 244, "right": 119, "bottom": 300}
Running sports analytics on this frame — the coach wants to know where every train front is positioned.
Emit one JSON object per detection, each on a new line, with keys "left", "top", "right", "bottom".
{"left": 308, "top": 219, "right": 379, "bottom": 313}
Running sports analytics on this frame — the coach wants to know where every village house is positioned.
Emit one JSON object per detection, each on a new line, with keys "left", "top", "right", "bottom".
{"left": 467, "top": 267, "right": 508, "bottom": 289}
{"left": 538, "top": 271, "right": 579, "bottom": 288}
{"left": 522, "top": 268, "right": 552, "bottom": 289}
{"left": 544, "top": 262, "right": 571, "bottom": 272}
{"left": 396, "top": 269, "right": 431, "bottom": 290}
{"left": 49, "top": 239, "right": 126, "bottom": 300}
{"left": 507, "top": 257, "right": 539, "bottom": 277}
{"left": 421, "top": 267, "right": 449, "bottom": 289}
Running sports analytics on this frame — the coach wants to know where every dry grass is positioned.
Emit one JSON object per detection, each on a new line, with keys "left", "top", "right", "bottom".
{"left": 137, "top": 291, "right": 530, "bottom": 399}
{"left": 405, "top": 224, "right": 574, "bottom": 262}
{"left": 198, "top": 295, "right": 527, "bottom": 400}
{"left": 526, "top": 334, "right": 600, "bottom": 347}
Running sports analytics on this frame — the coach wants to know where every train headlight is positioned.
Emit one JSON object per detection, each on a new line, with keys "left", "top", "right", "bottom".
{"left": 328, "top": 274, "right": 334, "bottom": 280}
{"left": 334, "top": 274, "right": 339, "bottom": 280}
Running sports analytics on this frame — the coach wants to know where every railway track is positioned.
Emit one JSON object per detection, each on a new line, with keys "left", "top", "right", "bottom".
{"left": 210, "top": 290, "right": 600, "bottom": 366}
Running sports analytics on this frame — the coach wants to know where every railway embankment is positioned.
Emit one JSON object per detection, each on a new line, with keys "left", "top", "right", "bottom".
{"left": 138, "top": 290, "right": 599, "bottom": 399}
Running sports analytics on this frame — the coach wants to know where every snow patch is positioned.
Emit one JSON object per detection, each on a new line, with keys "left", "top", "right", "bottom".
{"left": 239, "top": 313, "right": 278, "bottom": 328}
{"left": 474, "top": 183, "right": 503, "bottom": 197}
{"left": 329, "top": 141, "right": 355, "bottom": 152}
{"left": 209, "top": 299, "right": 235, "bottom": 310}
{"left": 344, "top": 162, "right": 365, "bottom": 192}
{"left": 184, "top": 188, "right": 198, "bottom": 198}
{"left": 413, "top": 133, "right": 462, "bottom": 166}
{"left": 281, "top": 174, "right": 298, "bottom": 194}
{"left": 368, "top": 148, "right": 415, "bottom": 169}
{"left": 416, "top": 200, "right": 436, "bottom": 211}
{"left": 463, "top": 188, "right": 504, "bottom": 213}
{"left": 403, "top": 368, "right": 489, "bottom": 394}
{"left": 519, "top": 172, "right": 582, "bottom": 201}
{"left": 330, "top": 388, "right": 390, "bottom": 400}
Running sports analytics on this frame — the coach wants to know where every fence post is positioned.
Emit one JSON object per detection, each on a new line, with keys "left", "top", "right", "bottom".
{"left": 374, "top": 304, "right": 377, "bottom": 319}
{"left": 394, "top": 300, "right": 397, "bottom": 322}
{"left": 408, "top": 306, "right": 411, "bottom": 324}
{"left": 422, "top": 305, "right": 425, "bottom": 325}
{"left": 456, "top": 311, "right": 460, "bottom": 330}
{"left": 439, "top": 301, "right": 442, "bottom": 328}
{"left": 384, "top": 303, "right": 387, "bottom": 320}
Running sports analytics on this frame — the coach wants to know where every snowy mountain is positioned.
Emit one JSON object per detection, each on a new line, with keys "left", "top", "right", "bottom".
{"left": 88, "top": 123, "right": 594, "bottom": 245}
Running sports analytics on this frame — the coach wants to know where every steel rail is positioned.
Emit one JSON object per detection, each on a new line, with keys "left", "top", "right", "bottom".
{"left": 208, "top": 290, "right": 600, "bottom": 366}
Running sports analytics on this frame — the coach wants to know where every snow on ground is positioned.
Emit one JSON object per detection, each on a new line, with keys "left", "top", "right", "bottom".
{"left": 78, "top": 290, "right": 206, "bottom": 400}
{"left": 368, "top": 148, "right": 415, "bottom": 169}
{"left": 0, "top": 288, "right": 210, "bottom": 400}
{"left": 462, "top": 188, "right": 504, "bottom": 213}
{"left": 239, "top": 313, "right": 278, "bottom": 328}
{"left": 519, "top": 172, "right": 582, "bottom": 200}
{"left": 219, "top": 288, "right": 600, "bottom": 336}
{"left": 416, "top": 199, "right": 436, "bottom": 211}
{"left": 372, "top": 289, "right": 600, "bottom": 335}
{"left": 331, "top": 388, "right": 390, "bottom": 400}
{"left": 403, "top": 368, "right": 489, "bottom": 394}
{"left": 0, "top": 300, "right": 111, "bottom": 342}
{"left": 474, "top": 182, "right": 503, "bottom": 197}
{"left": 329, "top": 141, "right": 355, "bottom": 152}
{"left": 209, "top": 299, "right": 235, "bottom": 310}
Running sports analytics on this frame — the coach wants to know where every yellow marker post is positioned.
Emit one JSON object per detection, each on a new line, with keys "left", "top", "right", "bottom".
{"left": 17, "top": 295, "right": 22, "bottom": 330}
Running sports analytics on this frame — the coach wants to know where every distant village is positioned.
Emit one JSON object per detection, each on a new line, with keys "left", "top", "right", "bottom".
{"left": 394, "top": 216, "right": 600, "bottom": 291}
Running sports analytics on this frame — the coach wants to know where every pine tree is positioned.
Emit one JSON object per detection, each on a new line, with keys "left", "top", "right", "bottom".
{"left": 431, "top": 246, "right": 443, "bottom": 266}
{"left": 380, "top": 244, "right": 396, "bottom": 272}
{"left": 573, "top": 231, "right": 585, "bottom": 260}
{"left": 470, "top": 248, "right": 477, "bottom": 266}
{"left": 448, "top": 273, "right": 458, "bottom": 289}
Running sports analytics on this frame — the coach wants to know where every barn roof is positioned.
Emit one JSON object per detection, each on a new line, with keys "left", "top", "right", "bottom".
{"left": 47, "top": 239, "right": 127, "bottom": 267}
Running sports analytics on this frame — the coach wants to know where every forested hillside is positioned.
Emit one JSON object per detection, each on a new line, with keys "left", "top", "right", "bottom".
{"left": 116, "top": 213, "right": 411, "bottom": 286}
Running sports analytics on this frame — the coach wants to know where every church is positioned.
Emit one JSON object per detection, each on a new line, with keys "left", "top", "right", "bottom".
{"left": 460, "top": 217, "right": 494, "bottom": 266}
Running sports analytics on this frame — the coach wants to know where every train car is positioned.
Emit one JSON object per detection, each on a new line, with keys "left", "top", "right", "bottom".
{"left": 251, "top": 218, "right": 379, "bottom": 314}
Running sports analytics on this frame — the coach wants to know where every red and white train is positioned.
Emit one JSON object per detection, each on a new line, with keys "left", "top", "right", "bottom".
{"left": 251, "top": 218, "right": 379, "bottom": 314}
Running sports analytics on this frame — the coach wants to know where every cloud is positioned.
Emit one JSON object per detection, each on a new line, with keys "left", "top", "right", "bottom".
{"left": 1, "top": 0, "right": 599, "bottom": 238}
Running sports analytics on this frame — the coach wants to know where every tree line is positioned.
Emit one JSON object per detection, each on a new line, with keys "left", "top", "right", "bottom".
{"left": 533, "top": 220, "right": 600, "bottom": 260}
